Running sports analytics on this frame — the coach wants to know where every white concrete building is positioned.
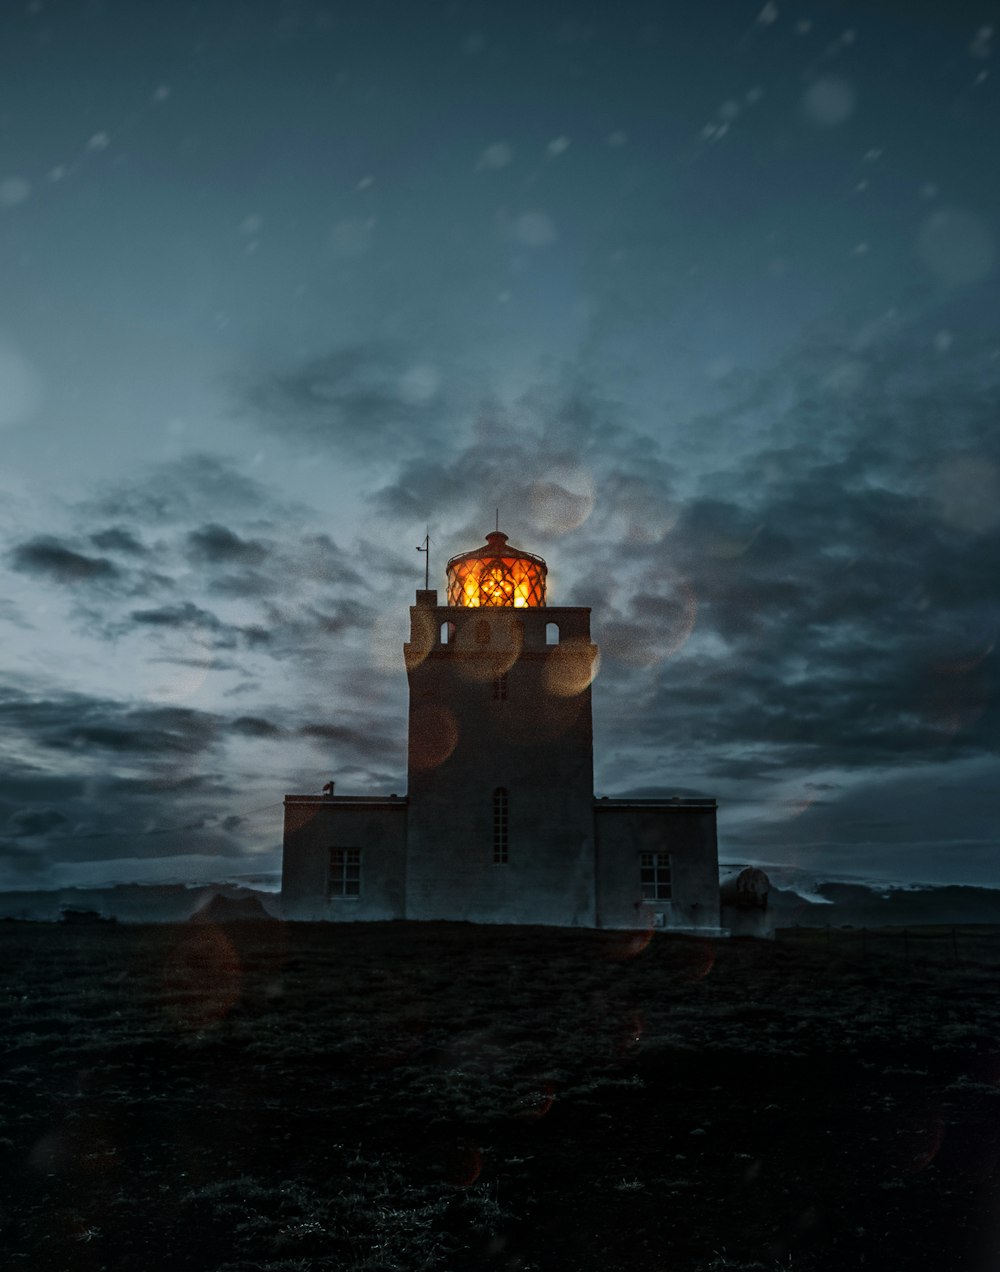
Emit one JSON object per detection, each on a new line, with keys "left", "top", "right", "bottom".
{"left": 281, "top": 530, "right": 721, "bottom": 929}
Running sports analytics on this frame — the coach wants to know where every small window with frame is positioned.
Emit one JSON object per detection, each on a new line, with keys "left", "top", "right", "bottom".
{"left": 639, "top": 851, "right": 671, "bottom": 901}
{"left": 328, "top": 847, "right": 361, "bottom": 899}
{"left": 493, "top": 788, "right": 509, "bottom": 864}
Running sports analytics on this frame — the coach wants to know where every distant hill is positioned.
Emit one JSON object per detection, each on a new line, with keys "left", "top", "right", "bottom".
{"left": 0, "top": 882, "right": 281, "bottom": 924}
{"left": 2, "top": 874, "right": 999, "bottom": 929}
{"left": 189, "top": 892, "right": 276, "bottom": 923}
{"left": 768, "top": 880, "right": 1000, "bottom": 928}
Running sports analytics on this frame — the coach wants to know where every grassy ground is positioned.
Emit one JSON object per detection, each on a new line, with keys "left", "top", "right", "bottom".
{"left": 1, "top": 920, "right": 999, "bottom": 1271}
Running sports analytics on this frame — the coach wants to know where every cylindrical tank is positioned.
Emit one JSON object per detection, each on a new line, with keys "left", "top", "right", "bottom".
{"left": 720, "top": 866, "right": 770, "bottom": 910}
{"left": 445, "top": 530, "right": 547, "bottom": 607}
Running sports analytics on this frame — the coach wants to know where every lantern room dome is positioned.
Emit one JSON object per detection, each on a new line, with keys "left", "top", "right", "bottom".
{"left": 446, "top": 531, "right": 547, "bottom": 608}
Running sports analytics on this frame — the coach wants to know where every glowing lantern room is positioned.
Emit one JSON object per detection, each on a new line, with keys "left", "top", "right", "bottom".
{"left": 446, "top": 531, "right": 547, "bottom": 608}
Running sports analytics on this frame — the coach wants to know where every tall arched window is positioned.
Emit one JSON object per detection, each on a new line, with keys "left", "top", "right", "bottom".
{"left": 440, "top": 621, "right": 455, "bottom": 645}
{"left": 545, "top": 622, "right": 560, "bottom": 646}
{"left": 493, "top": 787, "right": 509, "bottom": 864}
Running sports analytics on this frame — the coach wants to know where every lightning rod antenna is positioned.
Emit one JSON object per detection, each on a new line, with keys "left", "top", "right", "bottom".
{"left": 416, "top": 528, "right": 430, "bottom": 590}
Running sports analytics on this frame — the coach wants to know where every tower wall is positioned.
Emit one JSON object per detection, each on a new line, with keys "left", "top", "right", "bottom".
{"left": 404, "top": 602, "right": 597, "bottom": 925}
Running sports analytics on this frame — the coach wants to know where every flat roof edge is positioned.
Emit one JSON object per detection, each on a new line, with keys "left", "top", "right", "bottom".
{"left": 284, "top": 795, "right": 409, "bottom": 806}
{"left": 594, "top": 797, "right": 717, "bottom": 809}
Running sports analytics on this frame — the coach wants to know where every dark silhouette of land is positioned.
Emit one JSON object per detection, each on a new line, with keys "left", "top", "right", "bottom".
{"left": 2, "top": 921, "right": 999, "bottom": 1271}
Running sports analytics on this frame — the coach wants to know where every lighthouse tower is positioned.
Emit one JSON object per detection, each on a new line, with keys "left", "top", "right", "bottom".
{"left": 403, "top": 530, "right": 597, "bottom": 925}
{"left": 280, "top": 525, "right": 721, "bottom": 930}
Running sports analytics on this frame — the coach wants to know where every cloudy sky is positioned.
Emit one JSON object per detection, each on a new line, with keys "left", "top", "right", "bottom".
{"left": 1, "top": 0, "right": 998, "bottom": 893}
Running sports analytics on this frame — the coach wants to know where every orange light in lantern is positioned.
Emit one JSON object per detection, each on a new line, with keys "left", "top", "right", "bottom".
{"left": 446, "top": 531, "right": 547, "bottom": 608}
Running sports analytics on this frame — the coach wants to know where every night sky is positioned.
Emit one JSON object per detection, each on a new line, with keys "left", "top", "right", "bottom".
{"left": 2, "top": 0, "right": 998, "bottom": 894}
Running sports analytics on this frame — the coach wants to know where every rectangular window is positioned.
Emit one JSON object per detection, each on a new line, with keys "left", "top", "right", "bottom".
{"left": 493, "top": 788, "right": 509, "bottom": 864}
{"left": 328, "top": 847, "right": 361, "bottom": 899}
{"left": 639, "top": 851, "right": 672, "bottom": 901}
{"left": 492, "top": 671, "right": 508, "bottom": 701}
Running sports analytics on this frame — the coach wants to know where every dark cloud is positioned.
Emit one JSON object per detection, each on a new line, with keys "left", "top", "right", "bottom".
{"left": 0, "top": 770, "right": 91, "bottom": 812}
{"left": 240, "top": 625, "right": 272, "bottom": 647}
{"left": 10, "top": 537, "right": 119, "bottom": 584}
{"left": 11, "top": 461, "right": 373, "bottom": 681}
{"left": 291, "top": 535, "right": 366, "bottom": 588}
{"left": 186, "top": 523, "right": 270, "bottom": 566}
{"left": 130, "top": 601, "right": 223, "bottom": 630}
{"left": 86, "top": 454, "right": 291, "bottom": 527}
{"left": 299, "top": 721, "right": 401, "bottom": 765}
{"left": 368, "top": 381, "right": 657, "bottom": 567}
{"left": 298, "top": 600, "right": 373, "bottom": 637}
{"left": 0, "top": 838, "right": 55, "bottom": 884}
{"left": 102, "top": 773, "right": 234, "bottom": 797}
{"left": 0, "top": 710, "right": 267, "bottom": 886}
{"left": 244, "top": 343, "right": 453, "bottom": 457}
{"left": 244, "top": 598, "right": 374, "bottom": 665}
{"left": 722, "top": 756, "right": 1000, "bottom": 886}
{"left": 6, "top": 808, "right": 71, "bottom": 838}
{"left": 0, "top": 687, "right": 223, "bottom": 759}
{"left": 126, "top": 602, "right": 271, "bottom": 652}
{"left": 582, "top": 333, "right": 1000, "bottom": 809}
{"left": 178, "top": 529, "right": 363, "bottom": 600}
{"left": 355, "top": 537, "right": 432, "bottom": 582}
{"left": 90, "top": 526, "right": 147, "bottom": 554}
{"left": 207, "top": 570, "right": 282, "bottom": 597}
{"left": 230, "top": 715, "right": 284, "bottom": 738}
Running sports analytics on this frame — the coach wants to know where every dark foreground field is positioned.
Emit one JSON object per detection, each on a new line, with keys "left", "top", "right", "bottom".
{"left": 2, "top": 922, "right": 999, "bottom": 1272}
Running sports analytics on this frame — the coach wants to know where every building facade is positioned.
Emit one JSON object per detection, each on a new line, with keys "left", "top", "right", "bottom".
{"left": 281, "top": 530, "right": 721, "bottom": 929}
